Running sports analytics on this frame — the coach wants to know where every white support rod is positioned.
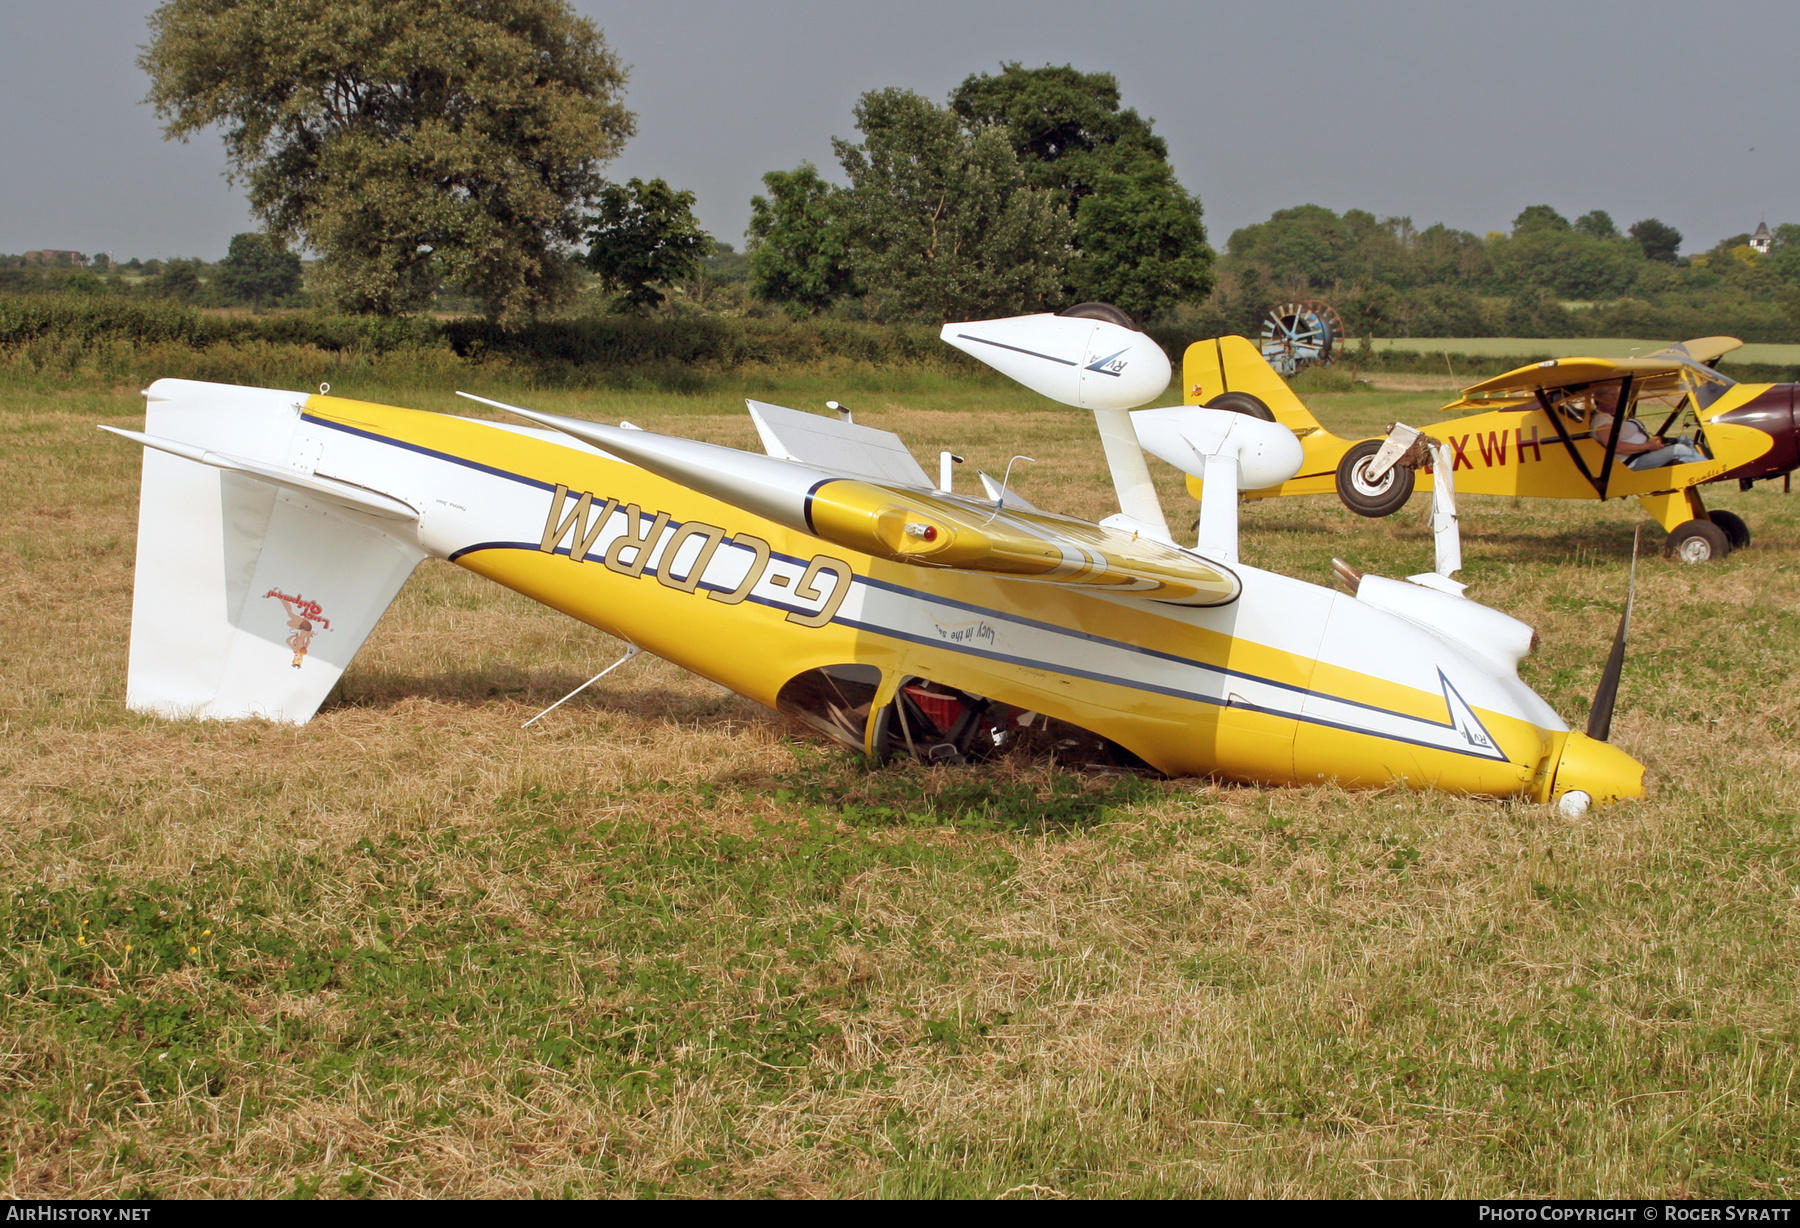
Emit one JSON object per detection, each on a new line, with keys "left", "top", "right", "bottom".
{"left": 521, "top": 644, "right": 642, "bottom": 728}
{"left": 1091, "top": 407, "right": 1172, "bottom": 541}
{"left": 1195, "top": 454, "right": 1240, "bottom": 564}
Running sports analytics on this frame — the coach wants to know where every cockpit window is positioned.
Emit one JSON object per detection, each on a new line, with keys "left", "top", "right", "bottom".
{"left": 1675, "top": 359, "right": 1736, "bottom": 411}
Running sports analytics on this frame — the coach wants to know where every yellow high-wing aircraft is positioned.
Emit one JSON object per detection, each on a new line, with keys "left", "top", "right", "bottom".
{"left": 100, "top": 306, "right": 1643, "bottom": 812}
{"left": 1185, "top": 335, "right": 1796, "bottom": 562}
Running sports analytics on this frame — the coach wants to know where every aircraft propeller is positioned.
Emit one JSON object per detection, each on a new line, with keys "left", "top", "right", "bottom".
{"left": 1584, "top": 526, "right": 1640, "bottom": 743}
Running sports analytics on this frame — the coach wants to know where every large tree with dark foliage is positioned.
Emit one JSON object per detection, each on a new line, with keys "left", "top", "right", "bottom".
{"left": 833, "top": 88, "right": 1071, "bottom": 320}
{"left": 745, "top": 163, "right": 856, "bottom": 314}
{"left": 142, "top": 0, "right": 635, "bottom": 322}
{"left": 950, "top": 63, "right": 1212, "bottom": 317}
{"left": 215, "top": 232, "right": 302, "bottom": 307}
{"left": 1629, "top": 218, "right": 1684, "bottom": 264}
{"left": 586, "top": 178, "right": 712, "bottom": 312}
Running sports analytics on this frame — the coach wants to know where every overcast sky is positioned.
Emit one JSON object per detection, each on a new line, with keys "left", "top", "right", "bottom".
{"left": 3, "top": 1, "right": 1795, "bottom": 261}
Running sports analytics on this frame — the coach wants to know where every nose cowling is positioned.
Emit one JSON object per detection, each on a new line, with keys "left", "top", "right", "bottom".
{"left": 1713, "top": 385, "right": 1799, "bottom": 482}
{"left": 1536, "top": 731, "right": 1645, "bottom": 808}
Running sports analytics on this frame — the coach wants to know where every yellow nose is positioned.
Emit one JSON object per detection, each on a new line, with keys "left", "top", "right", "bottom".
{"left": 1541, "top": 731, "right": 1645, "bottom": 807}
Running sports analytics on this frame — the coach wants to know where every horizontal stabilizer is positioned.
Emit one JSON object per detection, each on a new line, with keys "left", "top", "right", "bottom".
{"left": 745, "top": 399, "right": 933, "bottom": 487}
{"left": 100, "top": 426, "right": 418, "bottom": 521}
{"left": 1129, "top": 406, "right": 1305, "bottom": 490}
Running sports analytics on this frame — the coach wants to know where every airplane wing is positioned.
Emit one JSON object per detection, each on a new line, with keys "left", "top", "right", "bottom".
{"left": 458, "top": 394, "right": 1241, "bottom": 607}
{"left": 1645, "top": 336, "right": 1743, "bottom": 366}
{"left": 1442, "top": 356, "right": 1695, "bottom": 411}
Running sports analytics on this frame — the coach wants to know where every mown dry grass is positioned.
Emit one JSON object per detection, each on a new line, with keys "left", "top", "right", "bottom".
{"left": 1, "top": 369, "right": 1798, "bottom": 1198}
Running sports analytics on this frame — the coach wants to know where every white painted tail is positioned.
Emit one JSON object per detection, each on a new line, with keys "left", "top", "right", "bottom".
{"left": 118, "top": 379, "right": 425, "bottom": 723}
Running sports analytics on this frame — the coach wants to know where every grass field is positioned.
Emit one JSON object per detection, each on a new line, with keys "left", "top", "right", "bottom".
{"left": 3, "top": 366, "right": 1799, "bottom": 1198}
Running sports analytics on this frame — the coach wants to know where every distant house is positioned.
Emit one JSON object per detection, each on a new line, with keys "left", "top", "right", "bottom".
{"left": 1751, "top": 222, "right": 1773, "bottom": 255}
{"left": 22, "top": 250, "right": 87, "bottom": 267}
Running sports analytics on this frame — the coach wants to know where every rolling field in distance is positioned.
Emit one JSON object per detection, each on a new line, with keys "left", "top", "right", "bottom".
{"left": 2, "top": 364, "right": 1798, "bottom": 1197}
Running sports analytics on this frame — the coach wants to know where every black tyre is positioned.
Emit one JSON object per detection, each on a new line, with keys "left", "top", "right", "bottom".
{"left": 1335, "top": 439, "right": 1415, "bottom": 518}
{"left": 1056, "top": 301, "right": 1137, "bottom": 329}
{"left": 1663, "top": 518, "right": 1731, "bottom": 563}
{"left": 1204, "top": 391, "right": 1276, "bottom": 422}
{"left": 1708, "top": 509, "right": 1751, "bottom": 550}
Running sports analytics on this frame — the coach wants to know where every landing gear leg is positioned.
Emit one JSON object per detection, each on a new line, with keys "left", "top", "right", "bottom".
{"left": 1640, "top": 489, "right": 1734, "bottom": 562}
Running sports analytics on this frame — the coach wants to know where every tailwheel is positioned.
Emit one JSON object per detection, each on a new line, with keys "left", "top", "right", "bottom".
{"left": 1204, "top": 391, "right": 1276, "bottom": 422}
{"left": 1708, "top": 509, "right": 1750, "bottom": 550}
{"left": 1663, "top": 518, "right": 1731, "bottom": 563}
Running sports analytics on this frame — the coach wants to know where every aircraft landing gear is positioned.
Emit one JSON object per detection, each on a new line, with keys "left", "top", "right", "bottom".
{"left": 1707, "top": 509, "right": 1751, "bottom": 550}
{"left": 1335, "top": 439, "right": 1415, "bottom": 517}
{"left": 1663, "top": 518, "right": 1731, "bottom": 563}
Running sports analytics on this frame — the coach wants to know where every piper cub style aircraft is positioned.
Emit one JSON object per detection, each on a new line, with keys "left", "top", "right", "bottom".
{"left": 1186, "top": 334, "right": 1797, "bottom": 562}
{"left": 103, "top": 305, "right": 1643, "bottom": 813}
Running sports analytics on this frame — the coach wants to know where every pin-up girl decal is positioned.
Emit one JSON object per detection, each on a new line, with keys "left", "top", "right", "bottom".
{"left": 264, "top": 590, "right": 330, "bottom": 668}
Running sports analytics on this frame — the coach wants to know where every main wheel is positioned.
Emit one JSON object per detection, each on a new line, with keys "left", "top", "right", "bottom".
{"left": 1708, "top": 509, "right": 1751, "bottom": 550}
{"left": 1204, "top": 391, "right": 1275, "bottom": 422}
{"left": 1335, "top": 439, "right": 1415, "bottom": 518}
{"left": 1664, "top": 518, "right": 1731, "bottom": 563}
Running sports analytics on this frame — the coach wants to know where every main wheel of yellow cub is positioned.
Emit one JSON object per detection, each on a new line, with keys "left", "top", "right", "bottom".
{"left": 1335, "top": 439, "right": 1414, "bottom": 518}
{"left": 1708, "top": 509, "right": 1750, "bottom": 550}
{"left": 1664, "top": 519, "right": 1731, "bottom": 563}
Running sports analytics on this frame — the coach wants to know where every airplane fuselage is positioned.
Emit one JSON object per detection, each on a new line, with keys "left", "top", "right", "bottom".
{"left": 254, "top": 390, "right": 1636, "bottom": 803}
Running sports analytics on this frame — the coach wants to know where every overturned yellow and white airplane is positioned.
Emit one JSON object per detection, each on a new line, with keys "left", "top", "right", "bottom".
{"left": 103, "top": 305, "right": 1643, "bottom": 813}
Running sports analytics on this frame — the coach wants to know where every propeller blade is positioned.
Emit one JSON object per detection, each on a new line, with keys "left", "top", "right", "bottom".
{"left": 1585, "top": 526, "right": 1641, "bottom": 741}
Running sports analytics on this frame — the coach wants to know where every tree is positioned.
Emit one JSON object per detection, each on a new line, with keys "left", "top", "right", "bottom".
{"left": 950, "top": 63, "right": 1211, "bottom": 316}
{"left": 1766, "top": 223, "right": 1800, "bottom": 286}
{"left": 833, "top": 88, "right": 1071, "bottom": 320}
{"left": 1226, "top": 204, "right": 1368, "bottom": 291}
{"left": 1512, "top": 205, "right": 1571, "bottom": 234}
{"left": 1574, "top": 210, "right": 1619, "bottom": 240}
{"left": 1503, "top": 286, "right": 1575, "bottom": 337}
{"left": 1490, "top": 227, "right": 1641, "bottom": 300}
{"left": 586, "top": 178, "right": 712, "bottom": 312}
{"left": 746, "top": 163, "right": 855, "bottom": 313}
{"left": 950, "top": 63, "right": 1167, "bottom": 200}
{"left": 141, "top": 0, "right": 635, "bottom": 322}
{"left": 156, "top": 259, "right": 203, "bottom": 302}
{"left": 1629, "top": 218, "right": 1683, "bottom": 264}
{"left": 216, "top": 232, "right": 302, "bottom": 307}
{"left": 1066, "top": 162, "right": 1212, "bottom": 319}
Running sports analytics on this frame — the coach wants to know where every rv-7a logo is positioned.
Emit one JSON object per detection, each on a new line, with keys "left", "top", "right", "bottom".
{"left": 538, "top": 484, "right": 852, "bottom": 628}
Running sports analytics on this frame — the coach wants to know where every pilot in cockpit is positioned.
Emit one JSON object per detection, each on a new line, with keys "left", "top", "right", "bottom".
{"left": 1584, "top": 382, "right": 1708, "bottom": 470}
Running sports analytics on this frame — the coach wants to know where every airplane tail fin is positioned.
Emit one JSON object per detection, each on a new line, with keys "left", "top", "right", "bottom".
{"left": 117, "top": 379, "right": 425, "bottom": 724}
{"left": 1184, "top": 336, "right": 1327, "bottom": 433}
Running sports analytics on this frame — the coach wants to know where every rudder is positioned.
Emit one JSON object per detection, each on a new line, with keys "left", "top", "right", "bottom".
{"left": 121, "top": 379, "right": 426, "bottom": 723}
